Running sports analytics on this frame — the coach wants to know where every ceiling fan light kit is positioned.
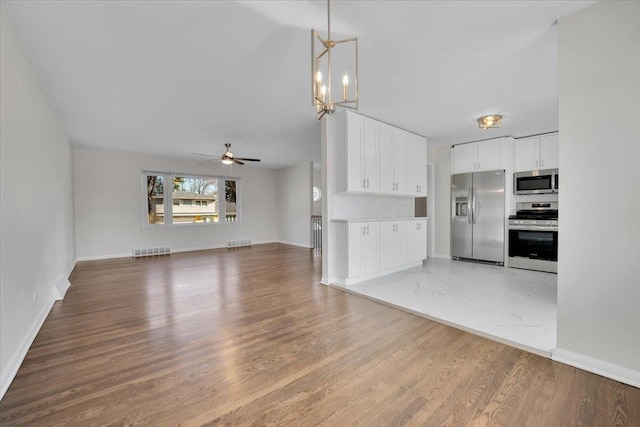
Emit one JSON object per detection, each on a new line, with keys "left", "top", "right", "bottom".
{"left": 193, "top": 144, "right": 261, "bottom": 166}
{"left": 478, "top": 114, "right": 502, "bottom": 129}
{"left": 311, "top": 0, "right": 358, "bottom": 121}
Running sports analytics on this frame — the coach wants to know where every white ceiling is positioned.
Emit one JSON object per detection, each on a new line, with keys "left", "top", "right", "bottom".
{"left": 7, "top": 0, "right": 595, "bottom": 169}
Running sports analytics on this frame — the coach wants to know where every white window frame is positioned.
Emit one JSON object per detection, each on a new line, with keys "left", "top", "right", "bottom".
{"left": 141, "top": 171, "right": 241, "bottom": 228}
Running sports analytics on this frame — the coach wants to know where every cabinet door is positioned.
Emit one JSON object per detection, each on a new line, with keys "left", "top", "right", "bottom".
{"left": 347, "top": 223, "right": 364, "bottom": 277}
{"left": 393, "top": 221, "right": 408, "bottom": 267}
{"left": 539, "top": 133, "right": 559, "bottom": 169}
{"left": 415, "top": 136, "right": 427, "bottom": 195}
{"left": 515, "top": 137, "right": 540, "bottom": 172}
{"left": 408, "top": 220, "right": 427, "bottom": 263}
{"left": 363, "top": 119, "right": 379, "bottom": 193}
{"left": 393, "top": 129, "right": 408, "bottom": 194}
{"left": 346, "top": 113, "right": 365, "bottom": 191}
{"left": 407, "top": 134, "right": 427, "bottom": 196}
{"left": 363, "top": 222, "right": 379, "bottom": 273}
{"left": 452, "top": 143, "right": 477, "bottom": 174}
{"left": 476, "top": 139, "right": 501, "bottom": 171}
{"left": 378, "top": 222, "right": 394, "bottom": 270}
{"left": 378, "top": 124, "right": 394, "bottom": 194}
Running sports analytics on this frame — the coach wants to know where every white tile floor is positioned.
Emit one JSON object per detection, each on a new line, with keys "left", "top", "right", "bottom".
{"left": 346, "top": 258, "right": 557, "bottom": 356}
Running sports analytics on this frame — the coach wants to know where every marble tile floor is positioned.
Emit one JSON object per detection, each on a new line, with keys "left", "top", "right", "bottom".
{"left": 346, "top": 258, "right": 557, "bottom": 356}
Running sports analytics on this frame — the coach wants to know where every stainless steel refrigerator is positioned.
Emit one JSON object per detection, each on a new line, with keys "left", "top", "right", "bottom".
{"left": 451, "top": 170, "right": 505, "bottom": 264}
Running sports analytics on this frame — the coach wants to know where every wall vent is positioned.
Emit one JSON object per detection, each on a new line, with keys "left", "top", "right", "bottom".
{"left": 227, "top": 240, "right": 251, "bottom": 249}
{"left": 133, "top": 246, "right": 172, "bottom": 258}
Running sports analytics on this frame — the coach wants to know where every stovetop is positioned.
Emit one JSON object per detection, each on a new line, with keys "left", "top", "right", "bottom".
{"left": 510, "top": 202, "right": 558, "bottom": 221}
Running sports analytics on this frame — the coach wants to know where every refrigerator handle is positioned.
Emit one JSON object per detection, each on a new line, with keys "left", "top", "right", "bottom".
{"left": 467, "top": 187, "right": 472, "bottom": 224}
{"left": 472, "top": 186, "right": 477, "bottom": 224}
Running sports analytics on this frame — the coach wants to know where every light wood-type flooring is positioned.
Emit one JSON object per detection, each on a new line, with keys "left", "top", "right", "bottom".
{"left": 1, "top": 243, "right": 638, "bottom": 426}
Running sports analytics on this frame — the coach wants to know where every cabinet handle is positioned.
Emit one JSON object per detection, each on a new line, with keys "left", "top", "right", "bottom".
{"left": 366, "top": 179, "right": 370, "bottom": 188}
{"left": 541, "top": 159, "right": 544, "bottom": 167}
{"left": 362, "top": 226, "right": 366, "bottom": 236}
{"left": 367, "top": 226, "right": 370, "bottom": 235}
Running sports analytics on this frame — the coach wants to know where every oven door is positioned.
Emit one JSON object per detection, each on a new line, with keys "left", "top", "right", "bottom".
{"left": 508, "top": 228, "right": 558, "bottom": 261}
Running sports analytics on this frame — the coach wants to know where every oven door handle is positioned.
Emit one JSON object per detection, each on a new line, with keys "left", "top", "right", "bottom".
{"left": 468, "top": 187, "right": 472, "bottom": 224}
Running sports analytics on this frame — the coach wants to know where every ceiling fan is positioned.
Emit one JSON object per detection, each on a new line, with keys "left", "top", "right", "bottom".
{"left": 192, "top": 144, "right": 261, "bottom": 165}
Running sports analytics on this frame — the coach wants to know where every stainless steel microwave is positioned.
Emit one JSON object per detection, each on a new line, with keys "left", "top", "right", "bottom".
{"left": 514, "top": 169, "right": 559, "bottom": 195}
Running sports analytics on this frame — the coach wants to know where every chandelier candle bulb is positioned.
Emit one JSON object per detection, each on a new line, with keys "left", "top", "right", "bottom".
{"left": 315, "top": 71, "right": 323, "bottom": 99}
{"left": 342, "top": 72, "right": 349, "bottom": 101}
{"left": 321, "top": 84, "right": 327, "bottom": 102}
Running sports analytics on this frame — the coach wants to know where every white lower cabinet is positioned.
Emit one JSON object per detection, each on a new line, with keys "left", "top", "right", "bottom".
{"left": 334, "top": 219, "right": 427, "bottom": 285}
{"left": 347, "top": 222, "right": 379, "bottom": 277}
{"left": 407, "top": 219, "right": 427, "bottom": 263}
{"left": 379, "top": 221, "right": 408, "bottom": 270}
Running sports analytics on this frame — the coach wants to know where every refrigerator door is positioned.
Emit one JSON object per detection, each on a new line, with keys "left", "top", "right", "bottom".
{"left": 451, "top": 173, "right": 473, "bottom": 259}
{"left": 472, "top": 170, "right": 505, "bottom": 263}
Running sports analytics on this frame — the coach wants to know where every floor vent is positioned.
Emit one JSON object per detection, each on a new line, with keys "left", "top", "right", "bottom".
{"left": 227, "top": 240, "right": 251, "bottom": 249}
{"left": 133, "top": 246, "right": 172, "bottom": 258}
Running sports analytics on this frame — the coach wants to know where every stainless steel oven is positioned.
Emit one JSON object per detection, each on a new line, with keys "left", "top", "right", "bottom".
{"left": 508, "top": 202, "right": 558, "bottom": 273}
{"left": 514, "top": 169, "right": 558, "bottom": 195}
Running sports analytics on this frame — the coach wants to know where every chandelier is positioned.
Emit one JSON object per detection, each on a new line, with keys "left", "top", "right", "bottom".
{"left": 311, "top": 0, "right": 358, "bottom": 121}
{"left": 478, "top": 114, "right": 503, "bottom": 129}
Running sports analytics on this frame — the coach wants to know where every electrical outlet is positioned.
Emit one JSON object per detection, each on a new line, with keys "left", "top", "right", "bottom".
{"left": 33, "top": 289, "right": 38, "bottom": 302}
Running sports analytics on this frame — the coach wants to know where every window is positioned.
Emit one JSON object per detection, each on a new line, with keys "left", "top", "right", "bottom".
{"left": 145, "top": 174, "right": 165, "bottom": 225}
{"left": 142, "top": 172, "right": 240, "bottom": 226}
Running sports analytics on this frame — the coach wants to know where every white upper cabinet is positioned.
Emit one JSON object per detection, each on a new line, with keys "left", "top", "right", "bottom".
{"left": 515, "top": 133, "right": 559, "bottom": 171}
{"left": 345, "top": 112, "right": 379, "bottom": 193}
{"left": 452, "top": 137, "right": 513, "bottom": 174}
{"left": 406, "top": 133, "right": 428, "bottom": 196}
{"left": 452, "top": 143, "right": 477, "bottom": 173}
{"left": 379, "top": 124, "right": 408, "bottom": 195}
{"left": 476, "top": 139, "right": 502, "bottom": 171}
{"left": 539, "top": 133, "right": 559, "bottom": 170}
{"left": 332, "top": 111, "right": 426, "bottom": 197}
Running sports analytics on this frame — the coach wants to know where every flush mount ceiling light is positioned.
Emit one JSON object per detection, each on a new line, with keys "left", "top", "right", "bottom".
{"left": 311, "top": 0, "right": 358, "bottom": 121}
{"left": 478, "top": 114, "right": 503, "bottom": 129}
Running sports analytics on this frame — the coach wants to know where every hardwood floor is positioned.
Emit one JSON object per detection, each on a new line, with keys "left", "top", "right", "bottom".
{"left": 1, "top": 243, "right": 638, "bottom": 426}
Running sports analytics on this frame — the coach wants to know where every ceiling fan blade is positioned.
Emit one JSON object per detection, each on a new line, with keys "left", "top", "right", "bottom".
{"left": 192, "top": 152, "right": 217, "bottom": 158}
{"left": 234, "top": 157, "right": 261, "bottom": 162}
{"left": 233, "top": 159, "right": 245, "bottom": 165}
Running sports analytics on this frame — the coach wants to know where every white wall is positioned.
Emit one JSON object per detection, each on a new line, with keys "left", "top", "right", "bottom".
{"left": 0, "top": 4, "right": 76, "bottom": 398}
{"left": 275, "top": 162, "right": 312, "bottom": 248}
{"left": 428, "top": 145, "right": 451, "bottom": 258}
{"left": 555, "top": 0, "right": 640, "bottom": 387}
{"left": 74, "top": 147, "right": 278, "bottom": 259}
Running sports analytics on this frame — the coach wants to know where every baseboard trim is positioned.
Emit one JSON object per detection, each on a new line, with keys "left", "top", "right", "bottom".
{"left": 276, "top": 240, "right": 313, "bottom": 249}
{"left": 337, "top": 261, "right": 423, "bottom": 286}
{"left": 52, "top": 257, "right": 77, "bottom": 300}
{"left": 76, "top": 241, "right": 280, "bottom": 262}
{"left": 432, "top": 254, "right": 452, "bottom": 260}
{"left": 0, "top": 297, "right": 55, "bottom": 400}
{"left": 77, "top": 252, "right": 131, "bottom": 261}
{"left": 1, "top": 256, "right": 77, "bottom": 400}
{"left": 552, "top": 348, "right": 640, "bottom": 388}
